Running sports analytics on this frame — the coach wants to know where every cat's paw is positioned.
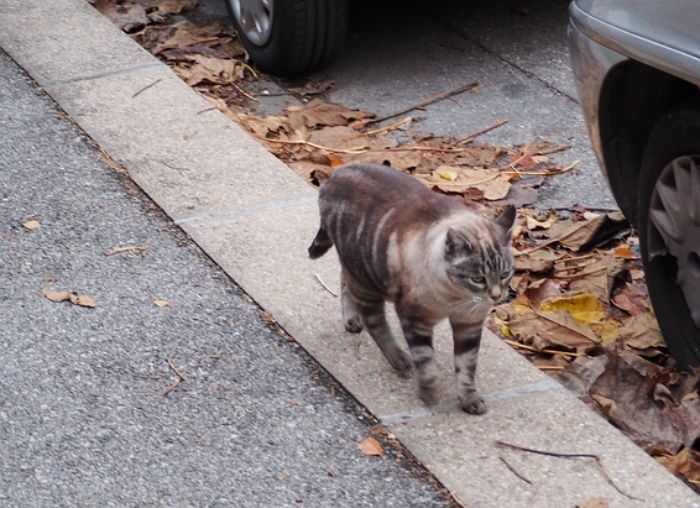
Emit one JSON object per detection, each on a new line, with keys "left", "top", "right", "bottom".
{"left": 418, "top": 384, "right": 439, "bottom": 406}
{"left": 388, "top": 349, "right": 413, "bottom": 378}
{"left": 459, "top": 393, "right": 487, "bottom": 415}
{"left": 344, "top": 316, "right": 364, "bottom": 333}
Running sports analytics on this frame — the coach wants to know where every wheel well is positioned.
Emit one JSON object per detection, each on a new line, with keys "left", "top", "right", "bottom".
{"left": 598, "top": 61, "right": 700, "bottom": 224}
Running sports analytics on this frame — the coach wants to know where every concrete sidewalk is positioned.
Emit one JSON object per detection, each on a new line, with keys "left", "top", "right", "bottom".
{"left": 1, "top": 0, "right": 698, "bottom": 506}
{"left": 0, "top": 51, "right": 449, "bottom": 506}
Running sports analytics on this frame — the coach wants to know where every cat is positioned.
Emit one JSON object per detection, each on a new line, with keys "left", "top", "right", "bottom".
{"left": 308, "top": 163, "right": 515, "bottom": 414}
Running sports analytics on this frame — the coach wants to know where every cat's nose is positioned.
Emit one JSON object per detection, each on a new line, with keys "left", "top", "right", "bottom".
{"left": 489, "top": 288, "right": 502, "bottom": 301}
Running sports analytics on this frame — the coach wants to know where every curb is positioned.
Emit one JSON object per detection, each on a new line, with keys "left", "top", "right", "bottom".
{"left": 2, "top": 1, "right": 697, "bottom": 506}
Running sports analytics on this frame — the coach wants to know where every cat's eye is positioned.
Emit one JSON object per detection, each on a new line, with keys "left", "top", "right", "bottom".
{"left": 470, "top": 275, "right": 486, "bottom": 285}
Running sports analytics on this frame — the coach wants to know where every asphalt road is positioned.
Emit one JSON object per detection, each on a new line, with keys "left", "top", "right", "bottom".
{"left": 194, "top": 0, "right": 616, "bottom": 210}
{"left": 0, "top": 51, "right": 447, "bottom": 507}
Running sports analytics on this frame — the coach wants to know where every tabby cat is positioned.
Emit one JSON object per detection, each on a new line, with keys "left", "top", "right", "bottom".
{"left": 309, "top": 164, "right": 515, "bottom": 414}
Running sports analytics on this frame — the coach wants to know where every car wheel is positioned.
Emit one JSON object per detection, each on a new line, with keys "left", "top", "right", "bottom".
{"left": 224, "top": 0, "right": 349, "bottom": 76}
{"left": 638, "top": 109, "right": 700, "bottom": 365}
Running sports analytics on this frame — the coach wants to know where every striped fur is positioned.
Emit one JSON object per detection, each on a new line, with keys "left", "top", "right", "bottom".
{"left": 310, "top": 164, "right": 515, "bottom": 414}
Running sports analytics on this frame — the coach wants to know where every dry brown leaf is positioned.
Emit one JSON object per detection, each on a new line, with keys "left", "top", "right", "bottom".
{"left": 41, "top": 290, "right": 96, "bottom": 308}
{"left": 514, "top": 257, "right": 554, "bottom": 275}
{"left": 657, "top": 448, "right": 700, "bottom": 487}
{"left": 286, "top": 99, "right": 374, "bottom": 130}
{"left": 507, "top": 308, "right": 599, "bottom": 351}
{"left": 576, "top": 497, "right": 609, "bottom": 508}
{"left": 552, "top": 212, "right": 628, "bottom": 251}
{"left": 307, "top": 126, "right": 370, "bottom": 151}
{"left": 590, "top": 351, "right": 700, "bottom": 453}
{"left": 358, "top": 437, "right": 384, "bottom": 457}
{"left": 151, "top": 23, "right": 224, "bottom": 55}
{"left": 619, "top": 313, "right": 665, "bottom": 351}
{"left": 423, "top": 166, "right": 511, "bottom": 200}
{"left": 147, "top": 0, "right": 198, "bottom": 15}
{"left": 524, "top": 278, "right": 566, "bottom": 307}
{"left": 525, "top": 213, "right": 557, "bottom": 231}
{"left": 613, "top": 243, "right": 637, "bottom": 259}
{"left": 93, "top": 0, "right": 149, "bottom": 32}
{"left": 22, "top": 220, "right": 40, "bottom": 230}
{"left": 153, "top": 299, "right": 169, "bottom": 308}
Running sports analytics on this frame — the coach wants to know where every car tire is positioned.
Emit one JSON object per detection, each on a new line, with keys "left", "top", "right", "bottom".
{"left": 225, "top": 0, "right": 349, "bottom": 76}
{"left": 638, "top": 109, "right": 700, "bottom": 366}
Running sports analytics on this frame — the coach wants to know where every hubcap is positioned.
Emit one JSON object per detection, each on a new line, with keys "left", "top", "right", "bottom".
{"left": 229, "top": 0, "right": 274, "bottom": 47}
{"left": 647, "top": 155, "right": 700, "bottom": 327}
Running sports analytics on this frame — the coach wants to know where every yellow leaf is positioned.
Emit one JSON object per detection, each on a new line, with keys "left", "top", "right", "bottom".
{"left": 358, "top": 437, "right": 384, "bottom": 457}
{"left": 539, "top": 293, "right": 605, "bottom": 324}
{"left": 22, "top": 220, "right": 40, "bottom": 230}
{"left": 438, "top": 169, "right": 458, "bottom": 181}
{"left": 614, "top": 244, "right": 637, "bottom": 259}
{"left": 41, "top": 289, "right": 96, "bottom": 308}
{"left": 590, "top": 319, "right": 620, "bottom": 342}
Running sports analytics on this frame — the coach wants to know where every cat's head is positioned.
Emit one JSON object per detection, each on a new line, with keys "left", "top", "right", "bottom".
{"left": 443, "top": 206, "right": 516, "bottom": 304}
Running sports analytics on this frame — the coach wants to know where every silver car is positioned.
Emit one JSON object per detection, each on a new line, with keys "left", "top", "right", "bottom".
{"left": 569, "top": 0, "right": 700, "bottom": 364}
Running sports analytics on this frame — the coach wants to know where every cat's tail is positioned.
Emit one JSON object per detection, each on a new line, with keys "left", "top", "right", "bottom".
{"left": 308, "top": 226, "right": 333, "bottom": 259}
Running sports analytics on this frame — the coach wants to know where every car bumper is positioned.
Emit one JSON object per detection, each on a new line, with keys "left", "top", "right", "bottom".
{"left": 567, "top": 6, "right": 627, "bottom": 183}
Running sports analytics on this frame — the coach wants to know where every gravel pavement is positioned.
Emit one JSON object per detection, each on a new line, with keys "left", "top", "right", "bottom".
{"left": 0, "top": 51, "right": 446, "bottom": 507}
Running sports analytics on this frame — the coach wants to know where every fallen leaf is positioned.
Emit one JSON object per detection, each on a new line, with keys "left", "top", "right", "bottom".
{"left": 619, "top": 313, "right": 665, "bottom": 351}
{"left": 526, "top": 213, "right": 557, "bottom": 231}
{"left": 590, "top": 351, "right": 700, "bottom": 453}
{"left": 657, "top": 448, "right": 700, "bottom": 487}
{"left": 556, "top": 212, "right": 628, "bottom": 251}
{"left": 358, "top": 437, "right": 384, "bottom": 457}
{"left": 514, "top": 257, "right": 554, "bottom": 275}
{"left": 153, "top": 299, "right": 169, "bottom": 308}
{"left": 614, "top": 244, "right": 637, "bottom": 259}
{"left": 286, "top": 99, "right": 374, "bottom": 130}
{"left": 425, "top": 166, "right": 512, "bottom": 201}
{"left": 147, "top": 0, "right": 198, "bottom": 15}
{"left": 22, "top": 220, "right": 40, "bottom": 230}
{"left": 41, "top": 290, "right": 96, "bottom": 308}
{"left": 576, "top": 497, "right": 609, "bottom": 508}
{"left": 93, "top": 0, "right": 149, "bottom": 32}
{"left": 507, "top": 307, "right": 599, "bottom": 351}
{"left": 539, "top": 293, "right": 606, "bottom": 325}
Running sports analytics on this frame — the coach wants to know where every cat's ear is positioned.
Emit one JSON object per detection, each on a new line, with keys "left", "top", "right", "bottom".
{"left": 494, "top": 205, "right": 516, "bottom": 243}
{"left": 445, "top": 228, "right": 471, "bottom": 257}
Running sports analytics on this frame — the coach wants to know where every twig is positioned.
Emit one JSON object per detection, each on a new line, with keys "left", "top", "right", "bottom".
{"left": 553, "top": 266, "right": 607, "bottom": 279}
{"left": 163, "top": 356, "right": 187, "bottom": 397}
{"left": 453, "top": 118, "right": 509, "bottom": 146}
{"left": 159, "top": 159, "right": 194, "bottom": 172}
{"left": 313, "top": 273, "right": 338, "bottom": 297}
{"left": 132, "top": 78, "right": 162, "bottom": 98}
{"left": 256, "top": 136, "right": 367, "bottom": 154}
{"left": 196, "top": 106, "right": 218, "bottom": 115}
{"left": 232, "top": 81, "right": 258, "bottom": 101}
{"left": 494, "top": 441, "right": 641, "bottom": 500}
{"left": 538, "top": 365, "right": 565, "bottom": 371}
{"left": 504, "top": 339, "right": 582, "bottom": 357}
{"left": 104, "top": 244, "right": 150, "bottom": 256}
{"left": 363, "top": 116, "right": 412, "bottom": 136}
{"left": 533, "top": 143, "right": 572, "bottom": 156}
{"left": 499, "top": 455, "right": 532, "bottom": 484}
{"left": 383, "top": 145, "right": 469, "bottom": 153}
{"left": 367, "top": 81, "right": 479, "bottom": 125}
{"left": 502, "top": 160, "right": 580, "bottom": 177}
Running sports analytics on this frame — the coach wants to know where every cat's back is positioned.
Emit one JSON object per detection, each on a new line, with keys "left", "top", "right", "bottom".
{"left": 319, "top": 163, "right": 450, "bottom": 213}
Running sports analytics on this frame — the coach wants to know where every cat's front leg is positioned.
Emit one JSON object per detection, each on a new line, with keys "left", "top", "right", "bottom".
{"left": 397, "top": 309, "right": 439, "bottom": 406}
{"left": 450, "top": 318, "right": 486, "bottom": 414}
{"left": 340, "top": 270, "right": 363, "bottom": 333}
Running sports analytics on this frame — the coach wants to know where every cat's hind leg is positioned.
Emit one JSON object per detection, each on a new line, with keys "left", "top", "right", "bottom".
{"left": 340, "top": 271, "right": 363, "bottom": 333}
{"left": 354, "top": 295, "right": 412, "bottom": 377}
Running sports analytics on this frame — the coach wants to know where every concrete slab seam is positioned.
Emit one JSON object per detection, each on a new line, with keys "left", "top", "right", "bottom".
{"left": 379, "top": 378, "right": 565, "bottom": 425}
{"left": 174, "top": 194, "right": 319, "bottom": 225}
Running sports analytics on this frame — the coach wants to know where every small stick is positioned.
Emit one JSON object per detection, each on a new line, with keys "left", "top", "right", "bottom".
{"left": 502, "top": 160, "right": 579, "bottom": 176}
{"left": 104, "top": 244, "right": 149, "bottom": 256}
{"left": 494, "top": 440, "right": 641, "bottom": 500}
{"left": 367, "top": 81, "right": 479, "bottom": 125}
{"left": 196, "top": 106, "right": 218, "bottom": 115}
{"left": 553, "top": 266, "right": 607, "bottom": 279}
{"left": 363, "top": 116, "right": 412, "bottom": 136}
{"left": 132, "top": 78, "right": 162, "bottom": 98}
{"left": 503, "top": 339, "right": 581, "bottom": 357}
{"left": 453, "top": 118, "right": 509, "bottom": 146}
{"left": 533, "top": 143, "right": 572, "bottom": 156}
{"left": 499, "top": 455, "right": 532, "bottom": 484}
{"left": 313, "top": 273, "right": 338, "bottom": 297}
{"left": 537, "top": 365, "right": 565, "bottom": 371}
{"left": 163, "top": 356, "right": 187, "bottom": 397}
{"left": 232, "top": 81, "right": 258, "bottom": 101}
{"left": 256, "top": 136, "right": 367, "bottom": 154}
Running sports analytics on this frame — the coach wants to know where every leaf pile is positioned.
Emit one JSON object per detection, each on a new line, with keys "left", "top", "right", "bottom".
{"left": 95, "top": 0, "right": 700, "bottom": 489}
{"left": 490, "top": 207, "right": 700, "bottom": 489}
